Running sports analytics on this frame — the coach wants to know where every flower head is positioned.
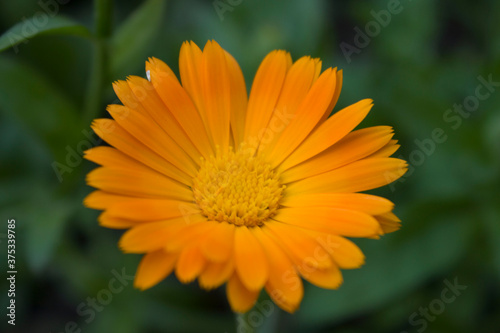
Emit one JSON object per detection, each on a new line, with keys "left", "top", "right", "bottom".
{"left": 84, "top": 40, "right": 407, "bottom": 313}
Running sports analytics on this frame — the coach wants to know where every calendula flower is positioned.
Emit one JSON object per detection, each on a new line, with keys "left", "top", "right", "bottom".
{"left": 84, "top": 40, "right": 407, "bottom": 313}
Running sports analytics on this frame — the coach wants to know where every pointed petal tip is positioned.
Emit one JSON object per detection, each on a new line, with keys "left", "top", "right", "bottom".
{"left": 82, "top": 193, "right": 94, "bottom": 208}
{"left": 181, "top": 40, "right": 201, "bottom": 52}
{"left": 133, "top": 280, "right": 150, "bottom": 291}
{"left": 175, "top": 273, "right": 196, "bottom": 284}
{"left": 198, "top": 280, "right": 216, "bottom": 291}
{"left": 111, "top": 80, "right": 122, "bottom": 87}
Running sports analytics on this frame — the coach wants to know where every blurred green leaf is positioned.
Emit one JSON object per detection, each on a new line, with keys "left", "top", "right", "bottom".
{"left": 480, "top": 204, "right": 500, "bottom": 280}
{"left": 0, "top": 113, "right": 53, "bottom": 182}
{"left": 483, "top": 111, "right": 500, "bottom": 163}
{"left": 22, "top": 189, "right": 75, "bottom": 272}
{"left": 0, "top": 15, "right": 91, "bottom": 53}
{"left": 0, "top": 56, "right": 81, "bottom": 163}
{"left": 110, "top": 0, "right": 166, "bottom": 78}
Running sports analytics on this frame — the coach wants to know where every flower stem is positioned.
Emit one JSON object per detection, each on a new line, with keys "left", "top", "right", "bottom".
{"left": 84, "top": 41, "right": 106, "bottom": 124}
{"left": 84, "top": 0, "right": 113, "bottom": 124}
{"left": 95, "top": 0, "right": 113, "bottom": 38}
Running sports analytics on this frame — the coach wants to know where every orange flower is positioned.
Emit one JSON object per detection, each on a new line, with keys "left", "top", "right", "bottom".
{"left": 84, "top": 40, "right": 407, "bottom": 313}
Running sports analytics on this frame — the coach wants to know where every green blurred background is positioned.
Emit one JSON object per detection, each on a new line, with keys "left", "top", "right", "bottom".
{"left": 1, "top": 0, "right": 499, "bottom": 332}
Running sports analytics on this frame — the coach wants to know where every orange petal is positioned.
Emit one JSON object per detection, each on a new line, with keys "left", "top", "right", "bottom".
{"left": 319, "top": 69, "right": 343, "bottom": 122}
{"left": 252, "top": 227, "right": 303, "bottom": 313}
{"left": 243, "top": 50, "right": 291, "bottom": 150}
{"left": 119, "top": 216, "right": 205, "bottom": 253}
{"left": 226, "top": 274, "right": 260, "bottom": 313}
{"left": 257, "top": 56, "right": 320, "bottom": 155}
{"left": 84, "top": 190, "right": 132, "bottom": 210}
{"left": 273, "top": 207, "right": 382, "bottom": 238}
{"left": 280, "top": 125, "right": 393, "bottom": 183}
{"left": 263, "top": 224, "right": 342, "bottom": 289}
{"left": 263, "top": 222, "right": 333, "bottom": 269}
{"left": 199, "top": 41, "right": 232, "bottom": 152}
{"left": 97, "top": 213, "right": 137, "bottom": 229}
{"left": 312, "top": 232, "right": 365, "bottom": 269}
{"left": 224, "top": 50, "right": 248, "bottom": 148}
{"left": 279, "top": 99, "right": 373, "bottom": 172}
{"left": 86, "top": 166, "right": 193, "bottom": 201}
{"left": 312, "top": 58, "right": 323, "bottom": 82}
{"left": 88, "top": 121, "right": 190, "bottom": 185}
{"left": 298, "top": 263, "right": 343, "bottom": 289}
{"left": 107, "top": 104, "right": 197, "bottom": 177}
{"left": 179, "top": 41, "right": 207, "bottom": 126}
{"left": 375, "top": 211, "right": 402, "bottom": 233}
{"left": 146, "top": 69, "right": 214, "bottom": 159}
{"left": 105, "top": 198, "right": 200, "bottom": 221}
{"left": 280, "top": 193, "right": 394, "bottom": 216}
{"left": 286, "top": 157, "right": 408, "bottom": 195}
{"left": 145, "top": 57, "right": 177, "bottom": 82}
{"left": 175, "top": 246, "right": 206, "bottom": 283}
{"left": 112, "top": 79, "right": 150, "bottom": 112}
{"left": 199, "top": 259, "right": 234, "bottom": 290}
{"left": 234, "top": 226, "right": 269, "bottom": 291}
{"left": 265, "top": 68, "right": 338, "bottom": 168}
{"left": 134, "top": 250, "right": 178, "bottom": 290}
{"left": 165, "top": 220, "right": 218, "bottom": 252}
{"left": 200, "top": 222, "right": 235, "bottom": 262}
{"left": 367, "top": 139, "right": 400, "bottom": 158}
{"left": 113, "top": 79, "right": 201, "bottom": 163}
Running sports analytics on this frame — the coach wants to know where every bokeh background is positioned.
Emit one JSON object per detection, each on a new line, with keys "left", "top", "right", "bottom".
{"left": 1, "top": 0, "right": 499, "bottom": 332}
